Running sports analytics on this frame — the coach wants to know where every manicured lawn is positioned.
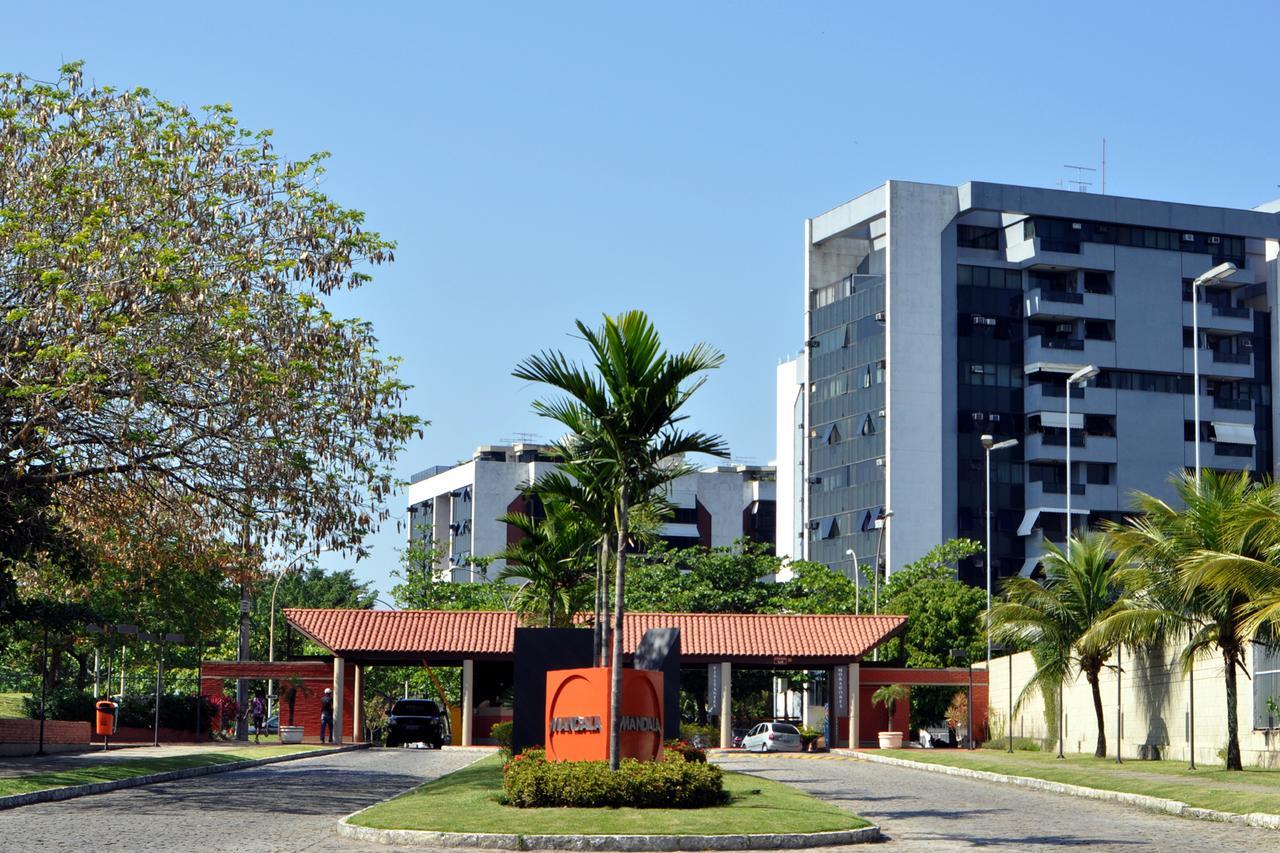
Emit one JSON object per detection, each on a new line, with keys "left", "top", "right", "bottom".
{"left": 0, "top": 745, "right": 322, "bottom": 797}
{"left": 351, "top": 755, "right": 868, "bottom": 836}
{"left": 877, "top": 748, "right": 1280, "bottom": 815}
{"left": 0, "top": 692, "right": 30, "bottom": 718}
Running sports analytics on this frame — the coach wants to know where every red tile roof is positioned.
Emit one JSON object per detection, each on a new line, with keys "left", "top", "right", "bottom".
{"left": 283, "top": 608, "right": 906, "bottom": 664}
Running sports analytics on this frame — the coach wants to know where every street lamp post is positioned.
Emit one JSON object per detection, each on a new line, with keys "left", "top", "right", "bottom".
{"left": 981, "top": 435, "right": 1018, "bottom": 666}
{"left": 1190, "top": 262, "right": 1238, "bottom": 487}
{"left": 1065, "top": 365, "right": 1099, "bottom": 557}
{"left": 267, "top": 548, "right": 329, "bottom": 718}
{"left": 844, "top": 548, "right": 860, "bottom": 615}
{"left": 872, "top": 509, "right": 894, "bottom": 616}
{"left": 1186, "top": 264, "right": 1233, "bottom": 773}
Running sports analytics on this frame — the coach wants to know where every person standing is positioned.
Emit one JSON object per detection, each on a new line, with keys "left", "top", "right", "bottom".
{"left": 320, "top": 687, "right": 334, "bottom": 744}
{"left": 249, "top": 690, "right": 267, "bottom": 743}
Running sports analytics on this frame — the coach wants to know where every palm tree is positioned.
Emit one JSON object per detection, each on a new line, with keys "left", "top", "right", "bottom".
{"left": 1102, "top": 469, "right": 1268, "bottom": 770}
{"left": 514, "top": 310, "right": 728, "bottom": 770}
{"left": 871, "top": 683, "right": 909, "bottom": 730}
{"left": 494, "top": 498, "right": 598, "bottom": 627}
{"left": 989, "top": 531, "right": 1123, "bottom": 758}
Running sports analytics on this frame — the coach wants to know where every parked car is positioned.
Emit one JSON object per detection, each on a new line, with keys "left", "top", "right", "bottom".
{"left": 385, "top": 698, "right": 445, "bottom": 748}
{"left": 730, "top": 726, "right": 752, "bottom": 749}
{"left": 741, "top": 721, "right": 803, "bottom": 753}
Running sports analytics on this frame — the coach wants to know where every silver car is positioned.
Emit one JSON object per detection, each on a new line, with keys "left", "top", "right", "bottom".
{"left": 740, "top": 721, "right": 803, "bottom": 753}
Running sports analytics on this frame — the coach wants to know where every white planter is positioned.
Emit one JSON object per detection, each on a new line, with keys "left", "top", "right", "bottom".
{"left": 877, "top": 731, "right": 903, "bottom": 749}
{"left": 279, "top": 725, "right": 305, "bottom": 744}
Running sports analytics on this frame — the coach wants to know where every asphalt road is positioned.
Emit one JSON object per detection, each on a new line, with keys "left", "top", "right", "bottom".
{"left": 0, "top": 746, "right": 480, "bottom": 852}
{"left": 715, "top": 752, "right": 1280, "bottom": 851}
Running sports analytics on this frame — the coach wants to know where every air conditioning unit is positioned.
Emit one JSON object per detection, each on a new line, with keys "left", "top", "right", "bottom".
{"left": 990, "top": 414, "right": 1002, "bottom": 422}
{"left": 874, "top": 311, "right": 886, "bottom": 321}
{"left": 1209, "top": 236, "right": 1222, "bottom": 245}
{"left": 874, "top": 457, "right": 886, "bottom": 467}
{"left": 877, "top": 408, "right": 886, "bottom": 418}
{"left": 1242, "top": 338, "right": 1253, "bottom": 349}
{"left": 807, "top": 476, "right": 823, "bottom": 485}
{"left": 806, "top": 521, "right": 820, "bottom": 530}
{"left": 971, "top": 412, "right": 985, "bottom": 421}
{"left": 1071, "top": 222, "right": 1083, "bottom": 230}
{"left": 1183, "top": 233, "right": 1196, "bottom": 242}
{"left": 1055, "top": 323, "right": 1074, "bottom": 333}
{"left": 970, "top": 365, "right": 986, "bottom": 374}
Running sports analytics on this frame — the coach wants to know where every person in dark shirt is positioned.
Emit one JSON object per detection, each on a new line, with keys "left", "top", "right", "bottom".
{"left": 320, "top": 687, "right": 334, "bottom": 743}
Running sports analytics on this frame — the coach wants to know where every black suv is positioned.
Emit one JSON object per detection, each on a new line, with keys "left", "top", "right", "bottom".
{"left": 385, "top": 699, "right": 445, "bottom": 748}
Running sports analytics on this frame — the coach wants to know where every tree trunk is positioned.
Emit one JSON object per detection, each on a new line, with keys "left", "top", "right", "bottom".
{"left": 1224, "top": 645, "right": 1243, "bottom": 771}
{"left": 608, "top": 485, "right": 629, "bottom": 771}
{"left": 1087, "top": 666, "right": 1106, "bottom": 758}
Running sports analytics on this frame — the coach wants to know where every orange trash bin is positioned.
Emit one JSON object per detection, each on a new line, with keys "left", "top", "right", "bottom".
{"left": 95, "top": 699, "right": 118, "bottom": 736}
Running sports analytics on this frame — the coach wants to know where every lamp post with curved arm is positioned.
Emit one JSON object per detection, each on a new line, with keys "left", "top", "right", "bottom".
{"left": 267, "top": 548, "right": 329, "bottom": 716}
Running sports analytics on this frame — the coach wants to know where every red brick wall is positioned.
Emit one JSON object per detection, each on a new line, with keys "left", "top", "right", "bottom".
{"left": 200, "top": 660, "right": 356, "bottom": 741}
{"left": 90, "top": 725, "right": 198, "bottom": 744}
{"left": 0, "top": 719, "right": 90, "bottom": 745}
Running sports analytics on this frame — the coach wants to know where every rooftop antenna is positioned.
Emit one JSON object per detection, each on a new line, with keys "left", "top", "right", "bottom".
{"left": 1101, "top": 138, "right": 1107, "bottom": 194}
{"left": 1064, "top": 164, "right": 1096, "bottom": 192}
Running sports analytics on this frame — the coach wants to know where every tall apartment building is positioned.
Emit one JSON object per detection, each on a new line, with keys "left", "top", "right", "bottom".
{"left": 777, "top": 181, "right": 1280, "bottom": 587}
{"left": 407, "top": 443, "right": 776, "bottom": 581}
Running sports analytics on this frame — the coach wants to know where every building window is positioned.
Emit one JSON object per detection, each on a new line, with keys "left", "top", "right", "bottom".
{"left": 1083, "top": 271, "right": 1112, "bottom": 294}
{"left": 958, "top": 265, "right": 1022, "bottom": 290}
{"left": 1085, "top": 463, "right": 1112, "bottom": 485}
{"left": 958, "top": 224, "right": 1000, "bottom": 250}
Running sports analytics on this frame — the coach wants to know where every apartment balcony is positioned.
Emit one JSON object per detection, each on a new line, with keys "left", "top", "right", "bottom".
{"left": 1025, "top": 336, "right": 1116, "bottom": 371}
{"left": 1005, "top": 238, "right": 1116, "bottom": 271}
{"left": 1183, "top": 301, "right": 1254, "bottom": 335}
{"left": 1181, "top": 394, "right": 1254, "bottom": 419}
{"left": 1024, "top": 382, "right": 1116, "bottom": 416}
{"left": 1184, "top": 440, "right": 1254, "bottom": 471}
{"left": 1025, "top": 288, "right": 1115, "bottom": 321}
{"left": 1023, "top": 432, "right": 1118, "bottom": 463}
{"left": 1026, "top": 480, "right": 1119, "bottom": 511}
{"left": 1182, "top": 347, "right": 1254, "bottom": 379}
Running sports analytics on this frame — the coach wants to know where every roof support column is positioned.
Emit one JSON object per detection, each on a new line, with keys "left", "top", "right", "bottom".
{"left": 848, "top": 662, "right": 860, "bottom": 749}
{"left": 719, "top": 662, "right": 732, "bottom": 749}
{"left": 461, "top": 658, "right": 475, "bottom": 747}
{"left": 332, "top": 656, "right": 345, "bottom": 745}
{"left": 353, "top": 663, "right": 364, "bottom": 743}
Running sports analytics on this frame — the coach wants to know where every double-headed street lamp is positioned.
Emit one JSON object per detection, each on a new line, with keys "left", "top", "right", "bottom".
{"left": 1065, "top": 364, "right": 1099, "bottom": 557}
{"left": 1190, "top": 261, "right": 1238, "bottom": 488}
{"left": 1185, "top": 261, "right": 1234, "bottom": 770}
{"left": 980, "top": 435, "right": 1018, "bottom": 667}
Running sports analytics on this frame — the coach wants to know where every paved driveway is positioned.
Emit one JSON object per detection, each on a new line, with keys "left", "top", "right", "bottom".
{"left": 2, "top": 746, "right": 482, "bottom": 852}
{"left": 715, "top": 753, "right": 1280, "bottom": 851}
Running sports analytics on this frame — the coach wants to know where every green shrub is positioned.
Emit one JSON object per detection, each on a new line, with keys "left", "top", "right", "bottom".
{"left": 502, "top": 749, "right": 726, "bottom": 808}
{"left": 490, "top": 721, "right": 513, "bottom": 755}
{"left": 679, "top": 722, "right": 719, "bottom": 748}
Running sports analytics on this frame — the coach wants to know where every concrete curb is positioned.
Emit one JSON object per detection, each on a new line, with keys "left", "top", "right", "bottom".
{"left": 335, "top": 817, "right": 881, "bottom": 850}
{"left": 0, "top": 743, "right": 367, "bottom": 811}
{"left": 835, "top": 749, "right": 1280, "bottom": 832}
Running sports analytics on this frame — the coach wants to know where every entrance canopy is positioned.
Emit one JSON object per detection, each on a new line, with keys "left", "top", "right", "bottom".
{"left": 284, "top": 608, "right": 906, "bottom": 667}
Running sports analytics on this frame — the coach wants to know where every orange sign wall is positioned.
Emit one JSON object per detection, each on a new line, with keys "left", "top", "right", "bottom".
{"left": 545, "top": 667, "right": 663, "bottom": 762}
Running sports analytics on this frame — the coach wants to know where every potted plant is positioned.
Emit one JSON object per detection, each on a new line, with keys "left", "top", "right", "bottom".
{"left": 872, "top": 684, "right": 909, "bottom": 749}
{"left": 278, "top": 676, "right": 308, "bottom": 744}
{"left": 797, "top": 724, "right": 821, "bottom": 752}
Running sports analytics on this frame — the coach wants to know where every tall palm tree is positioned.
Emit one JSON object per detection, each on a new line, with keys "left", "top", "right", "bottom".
{"left": 494, "top": 498, "right": 598, "bottom": 627}
{"left": 989, "top": 531, "right": 1124, "bottom": 758}
{"left": 1103, "top": 470, "right": 1269, "bottom": 770}
{"left": 514, "top": 310, "right": 728, "bottom": 770}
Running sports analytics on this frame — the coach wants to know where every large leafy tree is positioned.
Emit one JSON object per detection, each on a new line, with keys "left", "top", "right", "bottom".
{"left": 391, "top": 542, "right": 509, "bottom": 611}
{"left": 0, "top": 63, "right": 420, "bottom": 621}
{"left": 1101, "top": 470, "right": 1269, "bottom": 770}
{"left": 515, "top": 310, "right": 727, "bottom": 769}
{"left": 990, "top": 532, "right": 1124, "bottom": 758}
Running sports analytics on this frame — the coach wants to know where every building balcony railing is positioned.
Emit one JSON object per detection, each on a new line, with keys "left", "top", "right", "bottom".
{"left": 1041, "top": 288, "right": 1084, "bottom": 304}
{"left": 1214, "top": 397, "right": 1252, "bottom": 411}
{"left": 1213, "top": 350, "right": 1252, "bottom": 365}
{"left": 1214, "top": 305, "right": 1252, "bottom": 319}
{"left": 1038, "top": 337, "right": 1085, "bottom": 351}
{"left": 1039, "top": 482, "right": 1087, "bottom": 495}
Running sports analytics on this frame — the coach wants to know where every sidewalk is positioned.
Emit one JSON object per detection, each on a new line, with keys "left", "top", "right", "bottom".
{"left": 0, "top": 741, "right": 340, "bottom": 778}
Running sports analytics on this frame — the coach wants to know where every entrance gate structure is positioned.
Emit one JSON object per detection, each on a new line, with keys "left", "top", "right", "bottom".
{"left": 279, "top": 609, "right": 906, "bottom": 747}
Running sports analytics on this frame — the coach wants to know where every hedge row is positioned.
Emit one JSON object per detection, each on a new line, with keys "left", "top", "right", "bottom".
{"left": 502, "top": 748, "right": 726, "bottom": 808}
{"left": 23, "top": 686, "right": 216, "bottom": 733}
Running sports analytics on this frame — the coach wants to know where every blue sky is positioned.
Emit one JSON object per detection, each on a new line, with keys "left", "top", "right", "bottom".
{"left": 8, "top": 1, "right": 1280, "bottom": 598}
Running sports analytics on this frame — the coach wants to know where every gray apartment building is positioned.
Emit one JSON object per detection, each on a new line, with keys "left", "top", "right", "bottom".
{"left": 776, "top": 180, "right": 1280, "bottom": 587}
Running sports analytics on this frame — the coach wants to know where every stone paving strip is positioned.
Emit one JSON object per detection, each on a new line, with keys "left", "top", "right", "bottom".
{"left": 826, "top": 748, "right": 1280, "bottom": 831}
{"left": 0, "top": 742, "right": 366, "bottom": 810}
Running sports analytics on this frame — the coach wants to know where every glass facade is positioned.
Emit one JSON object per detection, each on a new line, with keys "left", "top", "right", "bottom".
{"left": 806, "top": 252, "right": 886, "bottom": 574}
{"left": 956, "top": 264, "right": 1026, "bottom": 586}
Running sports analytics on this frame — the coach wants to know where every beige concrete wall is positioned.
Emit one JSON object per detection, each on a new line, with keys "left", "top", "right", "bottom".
{"left": 984, "top": 642, "right": 1280, "bottom": 768}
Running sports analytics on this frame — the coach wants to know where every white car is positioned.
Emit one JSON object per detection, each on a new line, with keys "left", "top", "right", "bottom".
{"left": 740, "top": 721, "right": 803, "bottom": 753}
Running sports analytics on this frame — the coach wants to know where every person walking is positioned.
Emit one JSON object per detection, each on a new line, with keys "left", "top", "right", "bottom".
{"left": 249, "top": 690, "right": 267, "bottom": 743}
{"left": 320, "top": 687, "right": 334, "bottom": 744}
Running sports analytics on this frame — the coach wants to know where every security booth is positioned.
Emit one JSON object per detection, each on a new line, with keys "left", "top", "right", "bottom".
{"left": 281, "top": 608, "right": 907, "bottom": 750}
